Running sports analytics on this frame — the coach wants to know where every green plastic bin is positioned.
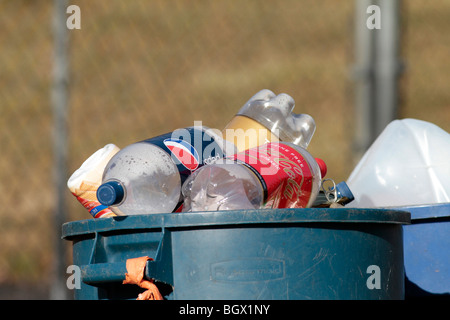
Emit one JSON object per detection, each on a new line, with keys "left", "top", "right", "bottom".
{"left": 62, "top": 208, "right": 410, "bottom": 300}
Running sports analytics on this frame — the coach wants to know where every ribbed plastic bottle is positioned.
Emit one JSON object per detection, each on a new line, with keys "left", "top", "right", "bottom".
{"left": 222, "top": 89, "right": 316, "bottom": 152}
{"left": 181, "top": 142, "right": 327, "bottom": 212}
{"left": 96, "top": 125, "right": 236, "bottom": 215}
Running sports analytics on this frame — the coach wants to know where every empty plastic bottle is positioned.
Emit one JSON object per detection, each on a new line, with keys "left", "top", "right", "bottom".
{"left": 222, "top": 89, "right": 316, "bottom": 152}
{"left": 96, "top": 125, "right": 236, "bottom": 215}
{"left": 181, "top": 142, "right": 327, "bottom": 212}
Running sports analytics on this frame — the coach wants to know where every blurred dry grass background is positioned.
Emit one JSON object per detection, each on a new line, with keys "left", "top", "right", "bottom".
{"left": 0, "top": 0, "right": 449, "bottom": 298}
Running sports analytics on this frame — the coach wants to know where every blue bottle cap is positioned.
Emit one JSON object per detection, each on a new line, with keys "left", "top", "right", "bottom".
{"left": 97, "top": 180, "right": 125, "bottom": 206}
{"left": 336, "top": 181, "right": 354, "bottom": 203}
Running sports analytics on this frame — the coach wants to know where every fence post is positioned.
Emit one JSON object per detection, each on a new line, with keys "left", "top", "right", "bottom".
{"left": 353, "top": 0, "right": 376, "bottom": 162}
{"left": 50, "top": 0, "right": 70, "bottom": 300}
{"left": 352, "top": 0, "right": 403, "bottom": 163}
{"left": 373, "top": 0, "right": 403, "bottom": 137}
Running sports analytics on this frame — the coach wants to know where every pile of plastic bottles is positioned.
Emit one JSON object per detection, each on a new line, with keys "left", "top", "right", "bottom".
{"left": 68, "top": 89, "right": 354, "bottom": 218}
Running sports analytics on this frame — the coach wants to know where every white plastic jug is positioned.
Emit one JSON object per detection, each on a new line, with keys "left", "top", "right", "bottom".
{"left": 347, "top": 118, "right": 450, "bottom": 208}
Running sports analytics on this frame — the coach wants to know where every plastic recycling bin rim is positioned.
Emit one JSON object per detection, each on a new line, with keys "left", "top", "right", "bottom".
{"left": 384, "top": 202, "right": 450, "bottom": 220}
{"left": 62, "top": 207, "right": 411, "bottom": 240}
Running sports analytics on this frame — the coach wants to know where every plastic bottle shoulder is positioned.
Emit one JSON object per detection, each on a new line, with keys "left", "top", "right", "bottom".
{"left": 236, "top": 89, "right": 316, "bottom": 148}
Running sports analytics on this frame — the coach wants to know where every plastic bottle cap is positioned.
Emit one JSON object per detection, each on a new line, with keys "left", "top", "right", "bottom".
{"left": 336, "top": 181, "right": 354, "bottom": 202}
{"left": 97, "top": 180, "right": 125, "bottom": 206}
{"left": 236, "top": 89, "right": 316, "bottom": 149}
{"left": 315, "top": 158, "right": 327, "bottom": 178}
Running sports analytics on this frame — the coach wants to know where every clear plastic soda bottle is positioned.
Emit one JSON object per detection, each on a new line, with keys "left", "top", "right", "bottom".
{"left": 222, "top": 89, "right": 316, "bottom": 152}
{"left": 181, "top": 142, "right": 327, "bottom": 212}
{"left": 96, "top": 125, "right": 236, "bottom": 215}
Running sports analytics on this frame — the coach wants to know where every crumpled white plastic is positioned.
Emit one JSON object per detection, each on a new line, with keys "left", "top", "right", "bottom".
{"left": 346, "top": 118, "right": 450, "bottom": 208}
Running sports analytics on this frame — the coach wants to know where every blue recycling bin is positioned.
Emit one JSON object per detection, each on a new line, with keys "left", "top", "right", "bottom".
{"left": 62, "top": 208, "right": 410, "bottom": 300}
{"left": 399, "top": 203, "right": 450, "bottom": 298}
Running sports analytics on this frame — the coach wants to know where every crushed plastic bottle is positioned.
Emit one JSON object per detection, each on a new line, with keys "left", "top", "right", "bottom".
{"left": 182, "top": 142, "right": 327, "bottom": 212}
{"left": 223, "top": 89, "right": 316, "bottom": 151}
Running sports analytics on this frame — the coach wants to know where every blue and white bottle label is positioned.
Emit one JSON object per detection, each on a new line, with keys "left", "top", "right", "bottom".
{"left": 141, "top": 126, "right": 225, "bottom": 183}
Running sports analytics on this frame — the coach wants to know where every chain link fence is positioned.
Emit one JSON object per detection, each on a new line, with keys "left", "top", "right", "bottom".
{"left": 0, "top": 0, "right": 449, "bottom": 299}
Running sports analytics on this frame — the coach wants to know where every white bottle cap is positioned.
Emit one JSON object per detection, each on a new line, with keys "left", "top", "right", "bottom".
{"left": 236, "top": 89, "right": 316, "bottom": 149}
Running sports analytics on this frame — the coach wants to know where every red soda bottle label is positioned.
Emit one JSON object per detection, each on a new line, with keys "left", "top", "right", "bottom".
{"left": 231, "top": 142, "right": 314, "bottom": 208}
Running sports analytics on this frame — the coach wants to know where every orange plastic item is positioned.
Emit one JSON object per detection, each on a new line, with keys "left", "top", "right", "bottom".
{"left": 123, "top": 256, "right": 163, "bottom": 300}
